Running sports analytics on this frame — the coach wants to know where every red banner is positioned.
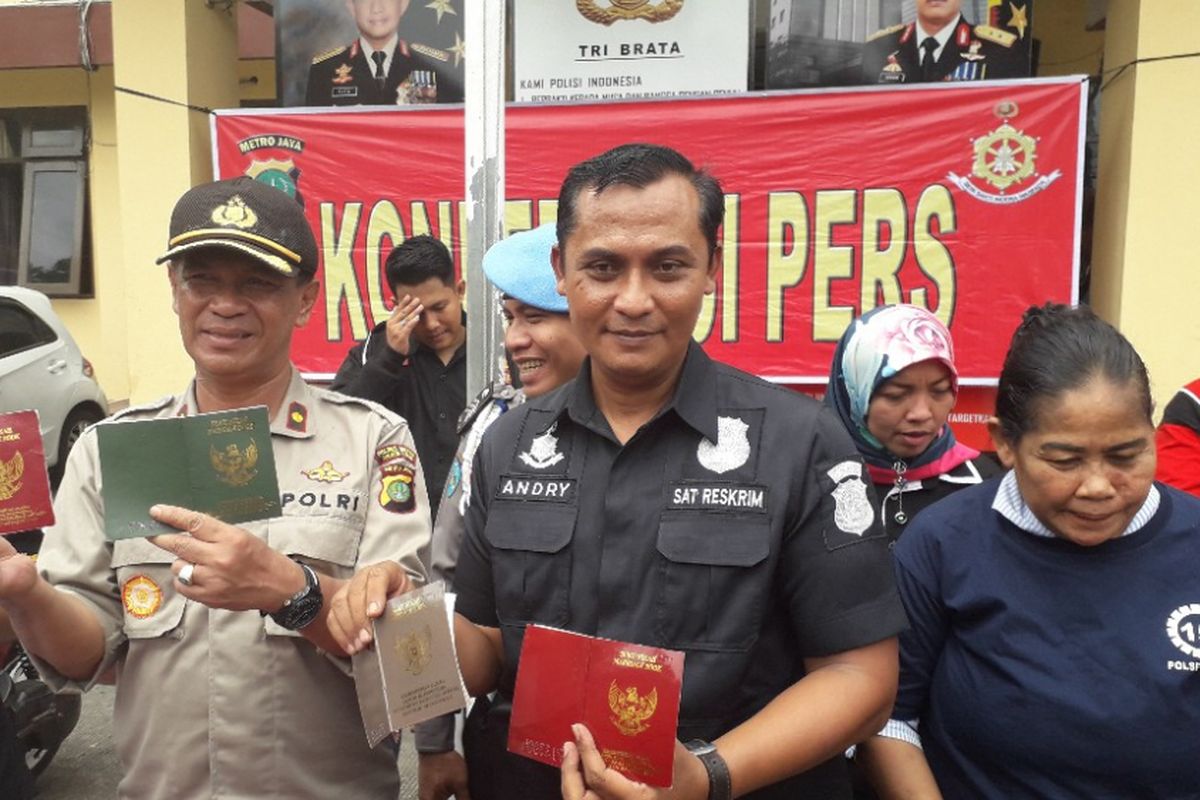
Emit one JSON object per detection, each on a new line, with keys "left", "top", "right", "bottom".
{"left": 213, "top": 79, "right": 1084, "bottom": 448}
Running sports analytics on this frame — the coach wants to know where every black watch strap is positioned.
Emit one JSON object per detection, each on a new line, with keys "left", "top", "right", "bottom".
{"left": 265, "top": 560, "right": 323, "bottom": 630}
{"left": 685, "top": 740, "right": 732, "bottom": 800}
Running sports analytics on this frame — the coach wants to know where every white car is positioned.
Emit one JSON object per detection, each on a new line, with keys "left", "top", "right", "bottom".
{"left": 0, "top": 287, "right": 108, "bottom": 482}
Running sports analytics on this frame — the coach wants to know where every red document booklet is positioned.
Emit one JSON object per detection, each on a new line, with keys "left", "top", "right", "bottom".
{"left": 508, "top": 625, "right": 685, "bottom": 787}
{"left": 0, "top": 410, "right": 54, "bottom": 535}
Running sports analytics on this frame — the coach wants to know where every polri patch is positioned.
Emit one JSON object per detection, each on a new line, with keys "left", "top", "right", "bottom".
{"left": 122, "top": 575, "right": 163, "bottom": 619}
{"left": 495, "top": 475, "right": 576, "bottom": 503}
{"left": 379, "top": 462, "right": 417, "bottom": 513}
{"left": 375, "top": 444, "right": 417, "bottom": 467}
{"left": 668, "top": 482, "right": 768, "bottom": 512}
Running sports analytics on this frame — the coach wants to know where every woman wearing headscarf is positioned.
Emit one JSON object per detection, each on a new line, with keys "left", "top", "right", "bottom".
{"left": 825, "top": 304, "right": 1001, "bottom": 543}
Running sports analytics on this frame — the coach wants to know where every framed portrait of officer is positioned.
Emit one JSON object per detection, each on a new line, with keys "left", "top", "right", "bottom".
{"left": 276, "top": 0, "right": 465, "bottom": 107}
{"left": 862, "top": 0, "right": 1033, "bottom": 85}
{"left": 765, "top": 0, "right": 1032, "bottom": 89}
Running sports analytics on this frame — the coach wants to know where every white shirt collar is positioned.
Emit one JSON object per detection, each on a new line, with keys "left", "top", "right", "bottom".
{"left": 991, "top": 469, "right": 1161, "bottom": 539}
{"left": 915, "top": 13, "right": 961, "bottom": 63}
{"left": 359, "top": 34, "right": 398, "bottom": 75}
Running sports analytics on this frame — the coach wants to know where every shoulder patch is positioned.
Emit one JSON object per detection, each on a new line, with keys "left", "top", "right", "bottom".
{"left": 410, "top": 42, "right": 450, "bottom": 63}
{"left": 457, "top": 382, "right": 519, "bottom": 435}
{"left": 866, "top": 23, "right": 905, "bottom": 43}
{"left": 312, "top": 45, "right": 348, "bottom": 64}
{"left": 974, "top": 24, "right": 1016, "bottom": 47}
{"left": 110, "top": 395, "right": 174, "bottom": 421}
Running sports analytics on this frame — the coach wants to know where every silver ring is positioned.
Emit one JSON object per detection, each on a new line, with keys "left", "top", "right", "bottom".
{"left": 178, "top": 562, "right": 195, "bottom": 587}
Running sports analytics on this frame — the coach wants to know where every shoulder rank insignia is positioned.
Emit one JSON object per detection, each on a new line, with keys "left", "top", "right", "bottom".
{"left": 974, "top": 24, "right": 1017, "bottom": 47}
{"left": 410, "top": 42, "right": 450, "bottom": 63}
{"left": 457, "top": 382, "right": 519, "bottom": 435}
{"left": 311, "top": 45, "right": 346, "bottom": 65}
{"left": 287, "top": 402, "right": 308, "bottom": 433}
{"left": 866, "top": 23, "right": 905, "bottom": 43}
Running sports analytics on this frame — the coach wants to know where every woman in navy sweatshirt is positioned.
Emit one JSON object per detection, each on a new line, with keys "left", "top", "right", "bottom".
{"left": 858, "top": 303, "right": 1200, "bottom": 799}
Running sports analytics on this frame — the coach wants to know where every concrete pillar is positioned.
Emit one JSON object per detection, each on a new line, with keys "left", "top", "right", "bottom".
{"left": 110, "top": 0, "right": 240, "bottom": 402}
{"left": 1091, "top": 0, "right": 1200, "bottom": 405}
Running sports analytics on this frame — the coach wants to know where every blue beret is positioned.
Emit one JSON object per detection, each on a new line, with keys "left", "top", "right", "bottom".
{"left": 482, "top": 222, "right": 567, "bottom": 313}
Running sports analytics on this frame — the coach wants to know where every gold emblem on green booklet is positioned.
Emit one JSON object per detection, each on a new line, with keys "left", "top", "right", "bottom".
{"left": 210, "top": 441, "right": 259, "bottom": 487}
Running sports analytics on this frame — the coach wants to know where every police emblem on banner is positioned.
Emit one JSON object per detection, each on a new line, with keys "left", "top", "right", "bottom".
{"left": 946, "top": 101, "right": 1060, "bottom": 205}
{"left": 238, "top": 134, "right": 306, "bottom": 206}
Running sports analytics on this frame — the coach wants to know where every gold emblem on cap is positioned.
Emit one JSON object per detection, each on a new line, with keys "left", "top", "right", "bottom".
{"left": 608, "top": 681, "right": 657, "bottom": 736}
{"left": 210, "top": 195, "right": 258, "bottom": 230}
{"left": 0, "top": 451, "right": 25, "bottom": 502}
{"left": 123, "top": 575, "right": 163, "bottom": 619}
{"left": 577, "top": 0, "right": 684, "bottom": 25}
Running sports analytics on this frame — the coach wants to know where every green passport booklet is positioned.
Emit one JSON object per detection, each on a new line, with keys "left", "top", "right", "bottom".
{"left": 96, "top": 406, "right": 281, "bottom": 540}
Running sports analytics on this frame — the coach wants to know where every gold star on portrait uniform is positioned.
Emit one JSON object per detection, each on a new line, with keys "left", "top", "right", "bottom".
{"left": 449, "top": 32, "right": 466, "bottom": 68}
{"left": 425, "top": 0, "right": 457, "bottom": 24}
{"left": 1009, "top": 3, "right": 1028, "bottom": 39}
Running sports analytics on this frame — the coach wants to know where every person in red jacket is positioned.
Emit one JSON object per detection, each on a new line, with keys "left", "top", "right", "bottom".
{"left": 1155, "top": 377, "right": 1200, "bottom": 496}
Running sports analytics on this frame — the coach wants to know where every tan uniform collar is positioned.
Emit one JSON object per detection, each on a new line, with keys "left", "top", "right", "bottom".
{"left": 171, "top": 368, "right": 317, "bottom": 440}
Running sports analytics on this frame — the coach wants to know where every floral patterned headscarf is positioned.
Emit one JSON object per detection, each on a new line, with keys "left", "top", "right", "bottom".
{"left": 825, "top": 304, "right": 976, "bottom": 478}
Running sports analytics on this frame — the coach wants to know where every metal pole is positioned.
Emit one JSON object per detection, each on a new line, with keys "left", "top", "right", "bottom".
{"left": 463, "top": 0, "right": 507, "bottom": 401}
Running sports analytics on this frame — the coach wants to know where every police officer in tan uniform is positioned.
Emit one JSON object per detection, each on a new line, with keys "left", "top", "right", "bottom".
{"left": 0, "top": 177, "right": 429, "bottom": 799}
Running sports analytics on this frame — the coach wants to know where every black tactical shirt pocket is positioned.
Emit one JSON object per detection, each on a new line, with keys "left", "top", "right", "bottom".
{"left": 484, "top": 502, "right": 576, "bottom": 627}
{"left": 654, "top": 514, "right": 771, "bottom": 652}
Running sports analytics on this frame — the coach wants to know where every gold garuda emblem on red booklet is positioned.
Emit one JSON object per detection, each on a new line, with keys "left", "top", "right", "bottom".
{"left": 608, "top": 681, "right": 657, "bottom": 736}
{"left": 577, "top": 0, "right": 684, "bottom": 25}
{"left": 0, "top": 451, "right": 24, "bottom": 502}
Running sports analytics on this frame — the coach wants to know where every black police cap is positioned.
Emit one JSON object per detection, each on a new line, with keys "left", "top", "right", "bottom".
{"left": 155, "top": 177, "right": 318, "bottom": 278}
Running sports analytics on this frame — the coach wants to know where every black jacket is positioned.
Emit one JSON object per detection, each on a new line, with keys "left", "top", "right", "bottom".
{"left": 331, "top": 322, "right": 466, "bottom": 518}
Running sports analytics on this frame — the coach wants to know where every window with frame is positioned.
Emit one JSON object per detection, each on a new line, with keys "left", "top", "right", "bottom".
{"left": 0, "top": 298, "right": 58, "bottom": 359}
{"left": 0, "top": 107, "right": 92, "bottom": 297}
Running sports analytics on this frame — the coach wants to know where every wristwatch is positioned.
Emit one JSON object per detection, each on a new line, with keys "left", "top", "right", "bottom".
{"left": 685, "top": 739, "right": 731, "bottom": 800}
{"left": 264, "top": 559, "right": 323, "bottom": 630}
